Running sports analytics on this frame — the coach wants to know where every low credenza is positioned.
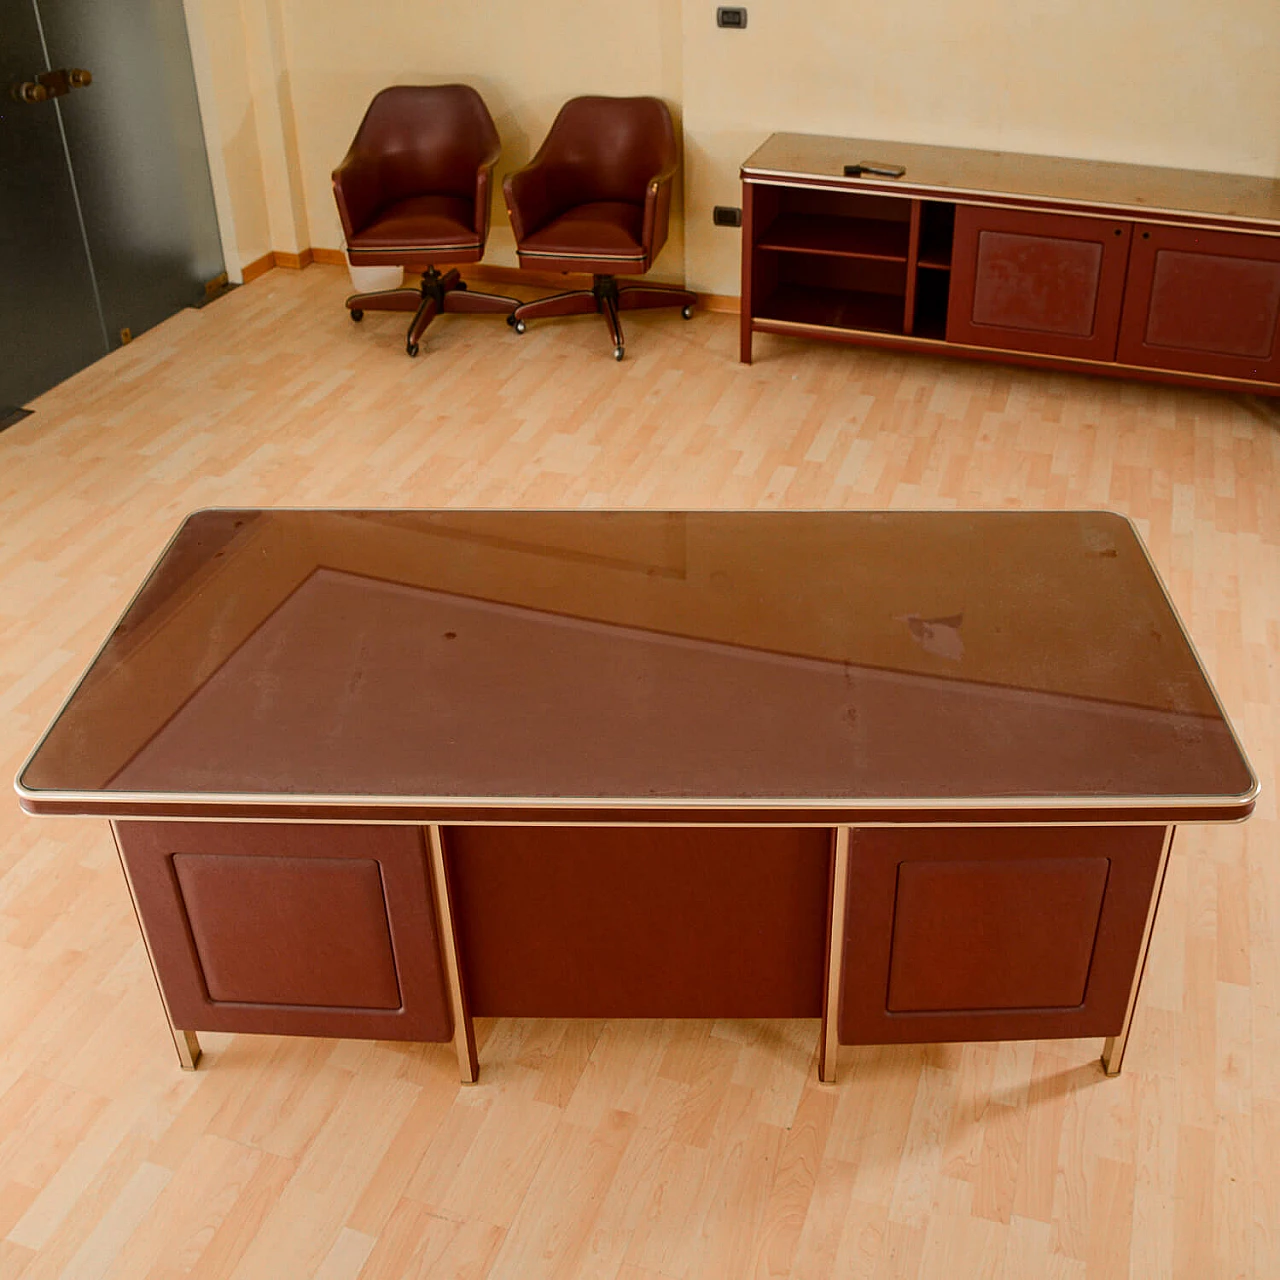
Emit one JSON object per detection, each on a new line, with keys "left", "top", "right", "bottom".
{"left": 16, "top": 509, "right": 1256, "bottom": 1083}
{"left": 740, "top": 133, "right": 1280, "bottom": 394}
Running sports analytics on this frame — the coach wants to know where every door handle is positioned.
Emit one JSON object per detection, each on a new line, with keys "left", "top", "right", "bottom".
{"left": 13, "top": 68, "right": 92, "bottom": 104}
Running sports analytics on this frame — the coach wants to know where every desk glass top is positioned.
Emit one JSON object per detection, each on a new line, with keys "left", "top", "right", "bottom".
{"left": 17, "top": 509, "right": 1255, "bottom": 812}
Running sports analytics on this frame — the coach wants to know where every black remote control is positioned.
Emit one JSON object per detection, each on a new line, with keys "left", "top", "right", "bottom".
{"left": 844, "top": 161, "right": 906, "bottom": 178}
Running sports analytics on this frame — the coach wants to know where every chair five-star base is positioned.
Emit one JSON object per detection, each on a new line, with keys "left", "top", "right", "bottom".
{"left": 345, "top": 267, "right": 518, "bottom": 357}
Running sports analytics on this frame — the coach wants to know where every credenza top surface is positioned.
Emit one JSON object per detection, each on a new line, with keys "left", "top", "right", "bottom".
{"left": 742, "top": 132, "right": 1280, "bottom": 228}
{"left": 16, "top": 509, "right": 1255, "bottom": 820}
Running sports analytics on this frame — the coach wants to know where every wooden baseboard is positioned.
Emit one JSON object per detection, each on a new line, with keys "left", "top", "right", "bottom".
{"left": 459, "top": 262, "right": 596, "bottom": 291}
{"left": 273, "top": 248, "right": 314, "bottom": 271}
{"left": 240, "top": 252, "right": 276, "bottom": 284}
{"left": 248, "top": 246, "right": 742, "bottom": 312}
{"left": 241, "top": 247, "right": 322, "bottom": 282}
{"left": 699, "top": 294, "right": 740, "bottom": 314}
{"left": 460, "top": 264, "right": 738, "bottom": 311}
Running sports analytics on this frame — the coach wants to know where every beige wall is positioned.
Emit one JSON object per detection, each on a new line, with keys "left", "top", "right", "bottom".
{"left": 192, "top": 0, "right": 272, "bottom": 273}
{"left": 240, "top": 0, "right": 309, "bottom": 257}
{"left": 683, "top": 0, "right": 1280, "bottom": 294}
{"left": 192, "top": 0, "right": 1280, "bottom": 295}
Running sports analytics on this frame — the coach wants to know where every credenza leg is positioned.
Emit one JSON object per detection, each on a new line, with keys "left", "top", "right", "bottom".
{"left": 427, "top": 825, "right": 479, "bottom": 1084}
{"left": 819, "top": 827, "right": 851, "bottom": 1084}
{"left": 1100, "top": 824, "right": 1176, "bottom": 1077}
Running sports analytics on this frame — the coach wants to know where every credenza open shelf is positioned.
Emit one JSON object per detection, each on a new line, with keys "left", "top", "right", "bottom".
{"left": 740, "top": 134, "right": 1280, "bottom": 395}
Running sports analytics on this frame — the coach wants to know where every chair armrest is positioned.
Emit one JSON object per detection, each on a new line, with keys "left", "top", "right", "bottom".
{"left": 640, "top": 159, "right": 679, "bottom": 262}
{"left": 504, "top": 160, "right": 570, "bottom": 243}
{"left": 473, "top": 142, "right": 501, "bottom": 239}
{"left": 332, "top": 148, "right": 382, "bottom": 242}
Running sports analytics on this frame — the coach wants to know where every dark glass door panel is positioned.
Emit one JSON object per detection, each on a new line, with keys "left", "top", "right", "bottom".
{"left": 0, "top": 0, "right": 106, "bottom": 407}
{"left": 37, "top": 0, "right": 225, "bottom": 346}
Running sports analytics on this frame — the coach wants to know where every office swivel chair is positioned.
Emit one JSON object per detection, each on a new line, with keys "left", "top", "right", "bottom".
{"left": 503, "top": 96, "right": 696, "bottom": 360}
{"left": 333, "top": 84, "right": 517, "bottom": 356}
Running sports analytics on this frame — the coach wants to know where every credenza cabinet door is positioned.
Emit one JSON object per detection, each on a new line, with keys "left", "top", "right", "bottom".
{"left": 1116, "top": 224, "right": 1280, "bottom": 383}
{"left": 947, "top": 206, "right": 1132, "bottom": 361}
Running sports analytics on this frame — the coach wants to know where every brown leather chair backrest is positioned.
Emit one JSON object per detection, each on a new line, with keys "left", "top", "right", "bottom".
{"left": 532, "top": 96, "right": 677, "bottom": 208}
{"left": 339, "top": 85, "right": 499, "bottom": 226}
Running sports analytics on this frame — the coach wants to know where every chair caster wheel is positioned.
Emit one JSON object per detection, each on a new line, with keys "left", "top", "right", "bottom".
{"left": 349, "top": 309, "right": 364, "bottom": 322}
{"left": 613, "top": 345, "right": 625, "bottom": 362}
{"left": 406, "top": 342, "right": 419, "bottom": 357}
{"left": 681, "top": 305, "right": 693, "bottom": 320}
{"left": 510, "top": 317, "right": 526, "bottom": 334}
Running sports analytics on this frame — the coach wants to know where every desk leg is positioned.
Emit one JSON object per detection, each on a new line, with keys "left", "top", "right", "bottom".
{"left": 174, "top": 1029, "right": 202, "bottom": 1070}
{"left": 109, "top": 822, "right": 202, "bottom": 1071}
{"left": 819, "top": 827, "right": 851, "bottom": 1084}
{"left": 427, "top": 825, "right": 479, "bottom": 1084}
{"left": 1102, "top": 825, "right": 1175, "bottom": 1076}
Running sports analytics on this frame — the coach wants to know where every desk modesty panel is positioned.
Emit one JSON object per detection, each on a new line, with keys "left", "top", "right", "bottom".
{"left": 16, "top": 510, "right": 1257, "bottom": 1082}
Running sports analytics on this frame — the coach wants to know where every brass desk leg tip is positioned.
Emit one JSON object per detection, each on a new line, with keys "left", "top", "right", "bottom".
{"left": 1100, "top": 1035, "right": 1122, "bottom": 1076}
{"left": 457, "top": 1043, "right": 478, "bottom": 1085}
{"left": 175, "top": 1029, "right": 202, "bottom": 1071}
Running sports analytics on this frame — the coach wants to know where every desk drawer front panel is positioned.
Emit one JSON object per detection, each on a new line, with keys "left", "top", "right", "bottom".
{"left": 115, "top": 821, "right": 452, "bottom": 1041}
{"left": 839, "top": 825, "right": 1165, "bottom": 1045}
{"left": 886, "top": 856, "right": 1109, "bottom": 1013}
{"left": 172, "top": 852, "right": 402, "bottom": 1009}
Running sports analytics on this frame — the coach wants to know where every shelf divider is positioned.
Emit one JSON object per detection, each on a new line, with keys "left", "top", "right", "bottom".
{"left": 904, "top": 200, "right": 922, "bottom": 336}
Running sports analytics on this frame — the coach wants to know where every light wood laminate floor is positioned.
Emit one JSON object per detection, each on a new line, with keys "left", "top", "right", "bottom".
{"left": 1, "top": 265, "right": 1277, "bottom": 1279}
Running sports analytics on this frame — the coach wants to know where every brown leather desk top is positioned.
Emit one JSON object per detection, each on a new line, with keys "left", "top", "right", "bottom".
{"left": 16, "top": 509, "right": 1256, "bottom": 824}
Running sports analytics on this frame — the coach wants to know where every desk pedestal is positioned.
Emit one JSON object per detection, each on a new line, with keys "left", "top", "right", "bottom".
{"left": 113, "top": 819, "right": 1172, "bottom": 1082}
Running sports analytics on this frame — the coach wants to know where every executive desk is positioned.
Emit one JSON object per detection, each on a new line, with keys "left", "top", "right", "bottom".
{"left": 16, "top": 510, "right": 1256, "bottom": 1083}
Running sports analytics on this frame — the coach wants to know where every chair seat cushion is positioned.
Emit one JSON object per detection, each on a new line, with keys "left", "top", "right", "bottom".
{"left": 520, "top": 202, "right": 645, "bottom": 263}
{"left": 348, "top": 195, "right": 478, "bottom": 255}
